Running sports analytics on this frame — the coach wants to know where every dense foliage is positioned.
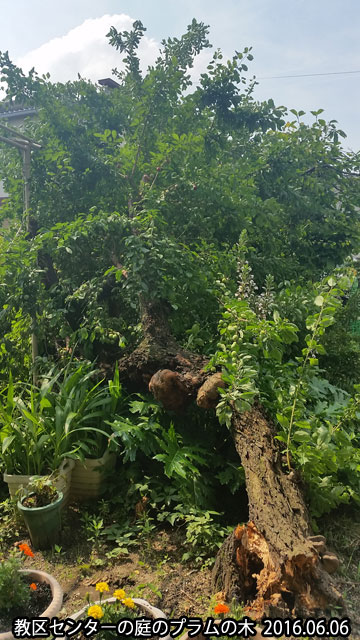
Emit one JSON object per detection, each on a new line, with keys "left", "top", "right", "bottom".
{"left": 0, "top": 19, "right": 360, "bottom": 533}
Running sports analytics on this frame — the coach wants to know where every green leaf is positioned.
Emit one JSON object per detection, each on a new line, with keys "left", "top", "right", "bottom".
{"left": 293, "top": 430, "right": 311, "bottom": 442}
{"left": 2, "top": 434, "right": 16, "bottom": 454}
{"left": 273, "top": 310, "right": 280, "bottom": 322}
{"left": 314, "top": 295, "right": 324, "bottom": 307}
{"left": 276, "top": 413, "right": 289, "bottom": 429}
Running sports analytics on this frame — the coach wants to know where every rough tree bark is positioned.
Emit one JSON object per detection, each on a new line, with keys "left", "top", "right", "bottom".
{"left": 117, "top": 300, "right": 345, "bottom": 619}
{"left": 211, "top": 405, "right": 344, "bottom": 619}
{"left": 118, "top": 299, "right": 207, "bottom": 405}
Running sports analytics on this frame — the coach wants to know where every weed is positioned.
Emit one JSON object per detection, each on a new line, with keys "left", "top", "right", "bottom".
{"left": 81, "top": 512, "right": 104, "bottom": 548}
{"left": 158, "top": 504, "right": 232, "bottom": 566}
{"left": 137, "top": 581, "right": 162, "bottom": 600}
{"left": 53, "top": 544, "right": 65, "bottom": 558}
{"left": 100, "top": 520, "right": 138, "bottom": 559}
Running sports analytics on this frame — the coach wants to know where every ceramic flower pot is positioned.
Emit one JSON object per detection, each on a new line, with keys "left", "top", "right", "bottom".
{"left": 3, "top": 458, "right": 74, "bottom": 507}
{"left": 0, "top": 569, "right": 63, "bottom": 640}
{"left": 17, "top": 491, "right": 64, "bottom": 550}
{"left": 59, "top": 598, "right": 170, "bottom": 640}
{"left": 70, "top": 450, "right": 116, "bottom": 501}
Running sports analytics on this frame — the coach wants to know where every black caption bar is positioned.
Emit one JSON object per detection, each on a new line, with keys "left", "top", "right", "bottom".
{"left": 11, "top": 615, "right": 352, "bottom": 638}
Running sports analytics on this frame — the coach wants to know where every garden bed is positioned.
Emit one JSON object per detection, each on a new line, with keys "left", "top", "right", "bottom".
{"left": 0, "top": 497, "right": 213, "bottom": 619}
{"left": 44, "top": 524, "right": 213, "bottom": 619}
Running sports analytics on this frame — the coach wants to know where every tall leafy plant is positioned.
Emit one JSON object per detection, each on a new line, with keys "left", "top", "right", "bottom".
{"left": 0, "top": 373, "right": 51, "bottom": 475}
{"left": 0, "top": 362, "right": 122, "bottom": 474}
{"left": 41, "top": 361, "right": 118, "bottom": 461}
{"left": 211, "top": 261, "right": 360, "bottom": 516}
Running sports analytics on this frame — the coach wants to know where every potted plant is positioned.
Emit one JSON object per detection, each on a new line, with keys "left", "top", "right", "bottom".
{"left": 70, "top": 448, "right": 116, "bottom": 501}
{"left": 61, "top": 582, "right": 170, "bottom": 640}
{"left": 0, "top": 373, "right": 75, "bottom": 503}
{"left": 4, "top": 458, "right": 74, "bottom": 506}
{"left": 0, "top": 543, "right": 63, "bottom": 640}
{"left": 17, "top": 476, "right": 64, "bottom": 550}
{"left": 1, "top": 362, "right": 121, "bottom": 503}
{"left": 68, "top": 366, "right": 122, "bottom": 501}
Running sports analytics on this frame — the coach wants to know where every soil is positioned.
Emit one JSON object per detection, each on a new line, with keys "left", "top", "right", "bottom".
{"left": 10, "top": 506, "right": 214, "bottom": 621}
{"left": 22, "top": 489, "right": 58, "bottom": 508}
{"left": 0, "top": 576, "right": 52, "bottom": 632}
{"left": 56, "top": 527, "right": 212, "bottom": 620}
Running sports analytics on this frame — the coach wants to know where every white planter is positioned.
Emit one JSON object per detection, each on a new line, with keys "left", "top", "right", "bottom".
{"left": 3, "top": 458, "right": 74, "bottom": 507}
{"left": 0, "top": 569, "right": 63, "bottom": 640}
{"left": 70, "top": 450, "right": 116, "bottom": 501}
{"left": 60, "top": 598, "right": 170, "bottom": 640}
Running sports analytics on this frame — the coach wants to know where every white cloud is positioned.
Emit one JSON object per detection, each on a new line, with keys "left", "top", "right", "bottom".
{"left": 14, "top": 13, "right": 214, "bottom": 93}
{"left": 16, "top": 14, "right": 159, "bottom": 83}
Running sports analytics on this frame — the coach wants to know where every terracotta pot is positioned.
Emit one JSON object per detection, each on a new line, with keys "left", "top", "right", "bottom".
{"left": 60, "top": 597, "right": 170, "bottom": 640}
{"left": 3, "top": 458, "right": 74, "bottom": 507}
{"left": 0, "top": 569, "right": 63, "bottom": 640}
{"left": 70, "top": 450, "right": 115, "bottom": 501}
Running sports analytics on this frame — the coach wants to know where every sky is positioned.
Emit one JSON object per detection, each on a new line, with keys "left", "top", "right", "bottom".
{"left": 0, "top": 0, "right": 359, "bottom": 150}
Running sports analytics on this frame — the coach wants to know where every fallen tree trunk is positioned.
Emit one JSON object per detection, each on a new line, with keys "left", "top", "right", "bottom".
{"left": 212, "top": 405, "right": 345, "bottom": 618}
{"left": 118, "top": 299, "right": 345, "bottom": 618}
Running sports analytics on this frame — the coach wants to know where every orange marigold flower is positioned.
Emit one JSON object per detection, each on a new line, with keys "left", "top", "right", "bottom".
{"left": 19, "top": 543, "right": 34, "bottom": 557}
{"left": 214, "top": 603, "right": 230, "bottom": 615}
{"left": 30, "top": 583, "right": 37, "bottom": 590}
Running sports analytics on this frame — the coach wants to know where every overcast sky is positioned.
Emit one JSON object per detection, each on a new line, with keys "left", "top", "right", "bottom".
{"left": 1, "top": 0, "right": 359, "bottom": 150}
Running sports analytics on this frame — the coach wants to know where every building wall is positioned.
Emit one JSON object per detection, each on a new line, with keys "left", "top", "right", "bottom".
{"left": 0, "top": 108, "right": 37, "bottom": 206}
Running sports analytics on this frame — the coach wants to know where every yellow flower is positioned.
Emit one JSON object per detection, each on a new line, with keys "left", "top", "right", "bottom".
{"left": 122, "top": 597, "right": 136, "bottom": 609}
{"left": 113, "top": 589, "right": 126, "bottom": 600}
{"left": 87, "top": 604, "right": 104, "bottom": 619}
{"left": 95, "top": 582, "right": 110, "bottom": 593}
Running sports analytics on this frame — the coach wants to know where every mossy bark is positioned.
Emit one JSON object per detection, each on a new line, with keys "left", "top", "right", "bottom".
{"left": 118, "top": 299, "right": 206, "bottom": 394}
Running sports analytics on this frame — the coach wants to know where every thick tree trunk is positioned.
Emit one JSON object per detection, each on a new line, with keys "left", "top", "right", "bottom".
{"left": 118, "top": 299, "right": 207, "bottom": 402}
{"left": 212, "top": 405, "right": 345, "bottom": 618}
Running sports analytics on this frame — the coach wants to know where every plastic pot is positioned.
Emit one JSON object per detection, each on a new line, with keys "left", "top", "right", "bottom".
{"left": 17, "top": 491, "right": 64, "bottom": 550}
{"left": 4, "top": 458, "right": 74, "bottom": 507}
{"left": 71, "top": 450, "right": 115, "bottom": 501}
{"left": 0, "top": 569, "right": 63, "bottom": 640}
